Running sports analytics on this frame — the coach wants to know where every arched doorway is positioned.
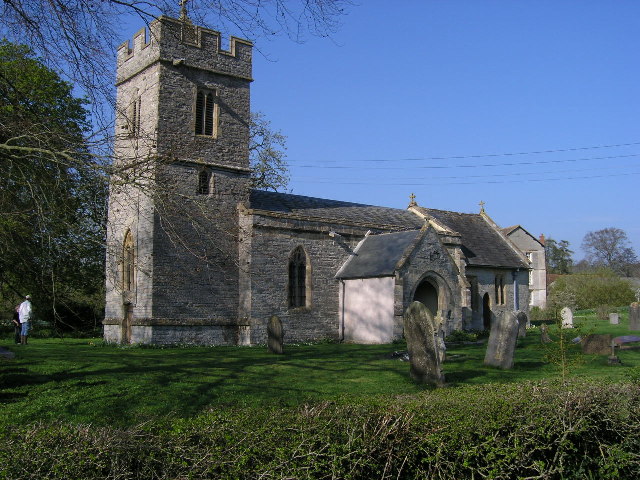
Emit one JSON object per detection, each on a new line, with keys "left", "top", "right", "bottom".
{"left": 413, "top": 280, "right": 439, "bottom": 319}
{"left": 482, "top": 293, "right": 491, "bottom": 330}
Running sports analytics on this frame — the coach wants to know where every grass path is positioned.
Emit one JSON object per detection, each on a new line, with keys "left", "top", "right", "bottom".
{"left": 1, "top": 310, "right": 639, "bottom": 428}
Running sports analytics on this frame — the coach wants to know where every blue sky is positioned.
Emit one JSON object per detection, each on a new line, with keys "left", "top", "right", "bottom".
{"left": 247, "top": 0, "right": 640, "bottom": 260}
{"left": 120, "top": 1, "right": 639, "bottom": 260}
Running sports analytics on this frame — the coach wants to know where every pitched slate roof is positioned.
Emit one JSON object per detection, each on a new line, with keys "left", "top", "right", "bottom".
{"left": 336, "top": 230, "right": 421, "bottom": 279}
{"left": 414, "top": 207, "right": 528, "bottom": 269}
{"left": 249, "top": 190, "right": 423, "bottom": 230}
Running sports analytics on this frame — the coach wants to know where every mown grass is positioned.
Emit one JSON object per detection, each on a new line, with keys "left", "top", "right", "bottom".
{"left": 1, "top": 309, "right": 639, "bottom": 429}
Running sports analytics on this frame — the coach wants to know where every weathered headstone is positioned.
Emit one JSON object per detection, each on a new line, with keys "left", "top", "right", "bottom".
{"left": 540, "top": 323, "right": 553, "bottom": 343}
{"left": 560, "top": 307, "right": 573, "bottom": 328}
{"left": 609, "top": 312, "right": 619, "bottom": 325}
{"left": 581, "top": 334, "right": 612, "bottom": 355}
{"left": 630, "top": 303, "right": 640, "bottom": 331}
{"left": 267, "top": 315, "right": 284, "bottom": 354}
{"left": 516, "top": 311, "right": 528, "bottom": 338}
{"left": 403, "top": 301, "right": 444, "bottom": 385}
{"left": 608, "top": 341, "right": 621, "bottom": 365}
{"left": 484, "top": 310, "right": 519, "bottom": 369}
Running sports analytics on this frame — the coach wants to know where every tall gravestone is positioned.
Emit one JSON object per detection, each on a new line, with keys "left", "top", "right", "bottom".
{"left": 630, "top": 303, "right": 640, "bottom": 331}
{"left": 516, "top": 311, "right": 528, "bottom": 338}
{"left": 267, "top": 315, "right": 284, "bottom": 354}
{"left": 403, "top": 301, "right": 444, "bottom": 386}
{"left": 560, "top": 307, "right": 573, "bottom": 328}
{"left": 609, "top": 313, "right": 620, "bottom": 325}
{"left": 539, "top": 324, "right": 553, "bottom": 343}
{"left": 484, "top": 310, "right": 519, "bottom": 369}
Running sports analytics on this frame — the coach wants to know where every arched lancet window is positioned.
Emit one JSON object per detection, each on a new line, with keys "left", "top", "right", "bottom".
{"left": 123, "top": 230, "right": 135, "bottom": 292}
{"left": 288, "top": 247, "right": 308, "bottom": 308}
{"left": 198, "top": 170, "right": 210, "bottom": 195}
{"left": 494, "top": 274, "right": 505, "bottom": 305}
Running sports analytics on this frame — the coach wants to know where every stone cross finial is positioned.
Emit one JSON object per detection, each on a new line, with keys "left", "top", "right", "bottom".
{"left": 179, "top": 0, "right": 189, "bottom": 20}
{"left": 479, "top": 200, "right": 486, "bottom": 213}
{"left": 409, "top": 193, "right": 417, "bottom": 207}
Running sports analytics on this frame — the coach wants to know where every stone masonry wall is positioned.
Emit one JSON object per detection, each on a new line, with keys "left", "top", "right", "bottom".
{"left": 246, "top": 216, "right": 367, "bottom": 344}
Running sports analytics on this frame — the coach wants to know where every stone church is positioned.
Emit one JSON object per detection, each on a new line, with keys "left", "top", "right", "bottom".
{"left": 104, "top": 15, "right": 546, "bottom": 346}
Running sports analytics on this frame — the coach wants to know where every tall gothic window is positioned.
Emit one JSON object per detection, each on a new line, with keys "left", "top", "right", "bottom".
{"left": 195, "top": 90, "right": 216, "bottom": 136}
{"left": 123, "top": 230, "right": 135, "bottom": 291}
{"left": 288, "top": 247, "right": 308, "bottom": 308}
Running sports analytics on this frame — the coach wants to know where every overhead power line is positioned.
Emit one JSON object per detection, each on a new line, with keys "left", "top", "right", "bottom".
{"left": 286, "top": 153, "right": 640, "bottom": 170}
{"left": 292, "top": 170, "right": 640, "bottom": 187}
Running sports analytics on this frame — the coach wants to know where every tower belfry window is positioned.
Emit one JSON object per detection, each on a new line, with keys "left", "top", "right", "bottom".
{"left": 195, "top": 90, "right": 216, "bottom": 136}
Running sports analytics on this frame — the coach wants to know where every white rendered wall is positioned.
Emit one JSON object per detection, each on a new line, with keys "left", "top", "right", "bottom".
{"left": 340, "top": 277, "right": 395, "bottom": 344}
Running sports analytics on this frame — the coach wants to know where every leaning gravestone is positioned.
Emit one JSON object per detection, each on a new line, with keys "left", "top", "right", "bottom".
{"left": 484, "top": 310, "right": 519, "bottom": 369}
{"left": 403, "top": 301, "right": 444, "bottom": 386}
{"left": 609, "top": 313, "right": 620, "bottom": 325}
{"left": 630, "top": 303, "right": 640, "bottom": 331}
{"left": 560, "top": 307, "right": 573, "bottom": 328}
{"left": 540, "top": 324, "right": 553, "bottom": 343}
{"left": 267, "top": 315, "right": 284, "bottom": 354}
{"left": 516, "top": 311, "right": 528, "bottom": 338}
{"left": 581, "top": 334, "right": 612, "bottom": 355}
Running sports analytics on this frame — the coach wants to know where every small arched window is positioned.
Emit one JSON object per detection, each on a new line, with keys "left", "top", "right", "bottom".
{"left": 123, "top": 230, "right": 135, "bottom": 292}
{"left": 198, "top": 170, "right": 210, "bottom": 195}
{"left": 288, "top": 247, "right": 308, "bottom": 308}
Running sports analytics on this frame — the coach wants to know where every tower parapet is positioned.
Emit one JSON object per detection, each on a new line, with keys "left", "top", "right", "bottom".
{"left": 116, "top": 16, "right": 252, "bottom": 85}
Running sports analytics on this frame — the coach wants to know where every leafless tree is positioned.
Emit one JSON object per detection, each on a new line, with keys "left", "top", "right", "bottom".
{"left": 582, "top": 227, "right": 638, "bottom": 276}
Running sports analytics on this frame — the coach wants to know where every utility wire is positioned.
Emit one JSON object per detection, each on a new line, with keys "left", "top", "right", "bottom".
{"left": 283, "top": 141, "right": 640, "bottom": 166}
{"left": 285, "top": 153, "right": 640, "bottom": 170}
{"left": 292, "top": 170, "right": 640, "bottom": 186}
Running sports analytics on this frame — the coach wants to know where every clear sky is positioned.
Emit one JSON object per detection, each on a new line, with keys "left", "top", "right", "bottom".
{"left": 120, "top": 1, "right": 640, "bottom": 260}
{"left": 247, "top": 0, "right": 640, "bottom": 260}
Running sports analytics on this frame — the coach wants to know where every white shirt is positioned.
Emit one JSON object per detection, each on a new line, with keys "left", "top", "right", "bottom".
{"left": 18, "top": 300, "right": 32, "bottom": 323}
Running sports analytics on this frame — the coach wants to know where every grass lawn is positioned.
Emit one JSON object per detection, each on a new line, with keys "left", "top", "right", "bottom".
{"left": 1, "top": 309, "right": 639, "bottom": 428}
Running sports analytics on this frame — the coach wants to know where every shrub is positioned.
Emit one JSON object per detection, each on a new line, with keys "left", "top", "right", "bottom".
{"left": 548, "top": 269, "right": 635, "bottom": 311}
{"left": 1, "top": 381, "right": 639, "bottom": 479}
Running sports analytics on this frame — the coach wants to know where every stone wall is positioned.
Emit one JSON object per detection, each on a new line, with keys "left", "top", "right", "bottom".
{"left": 245, "top": 214, "right": 366, "bottom": 344}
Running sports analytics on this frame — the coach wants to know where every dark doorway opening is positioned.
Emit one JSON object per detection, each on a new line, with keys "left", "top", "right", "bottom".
{"left": 482, "top": 293, "right": 491, "bottom": 329}
{"left": 413, "top": 280, "right": 439, "bottom": 319}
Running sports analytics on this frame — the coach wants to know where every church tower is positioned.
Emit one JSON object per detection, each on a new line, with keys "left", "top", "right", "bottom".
{"left": 104, "top": 14, "right": 253, "bottom": 344}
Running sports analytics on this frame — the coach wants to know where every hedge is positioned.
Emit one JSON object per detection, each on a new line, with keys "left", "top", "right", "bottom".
{"left": 1, "top": 380, "right": 639, "bottom": 479}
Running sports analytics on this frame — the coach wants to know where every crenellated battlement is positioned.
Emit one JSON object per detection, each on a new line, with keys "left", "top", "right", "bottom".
{"left": 116, "top": 16, "right": 252, "bottom": 84}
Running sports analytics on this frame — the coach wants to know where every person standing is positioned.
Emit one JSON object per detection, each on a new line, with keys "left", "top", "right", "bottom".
{"left": 12, "top": 306, "right": 20, "bottom": 344}
{"left": 18, "top": 295, "right": 32, "bottom": 345}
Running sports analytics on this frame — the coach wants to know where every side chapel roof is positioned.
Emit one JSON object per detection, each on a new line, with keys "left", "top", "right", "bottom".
{"left": 412, "top": 207, "right": 529, "bottom": 269}
{"left": 336, "top": 230, "right": 421, "bottom": 279}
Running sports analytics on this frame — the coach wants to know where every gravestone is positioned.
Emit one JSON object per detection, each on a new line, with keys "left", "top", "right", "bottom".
{"left": 516, "top": 311, "right": 528, "bottom": 338}
{"left": 540, "top": 324, "right": 553, "bottom": 343}
{"left": 630, "top": 303, "right": 640, "bottom": 331}
{"left": 267, "top": 315, "right": 284, "bottom": 354}
{"left": 560, "top": 307, "right": 573, "bottom": 328}
{"left": 581, "top": 334, "right": 612, "bottom": 355}
{"left": 609, "top": 313, "right": 619, "bottom": 325}
{"left": 403, "top": 301, "right": 444, "bottom": 386}
{"left": 484, "top": 310, "right": 519, "bottom": 369}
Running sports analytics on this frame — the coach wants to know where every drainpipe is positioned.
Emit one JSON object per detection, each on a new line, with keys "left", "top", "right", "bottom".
{"left": 512, "top": 269, "right": 520, "bottom": 310}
